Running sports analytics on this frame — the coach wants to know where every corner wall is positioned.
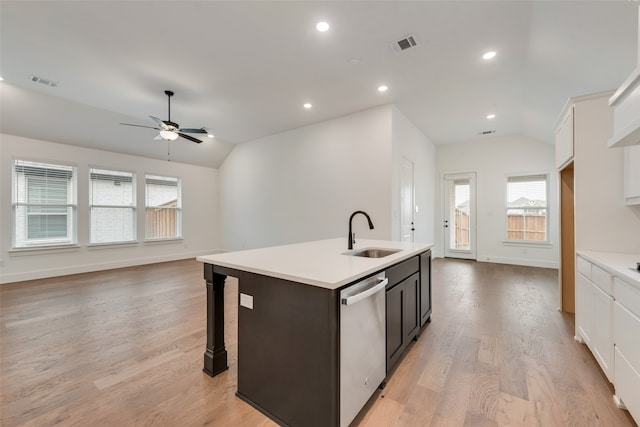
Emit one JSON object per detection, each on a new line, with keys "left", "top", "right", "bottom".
{"left": 0, "top": 134, "right": 220, "bottom": 283}
{"left": 219, "top": 105, "right": 394, "bottom": 251}
{"left": 435, "top": 134, "right": 558, "bottom": 268}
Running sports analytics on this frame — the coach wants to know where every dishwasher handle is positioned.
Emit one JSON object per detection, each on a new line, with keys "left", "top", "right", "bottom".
{"left": 341, "top": 278, "right": 388, "bottom": 306}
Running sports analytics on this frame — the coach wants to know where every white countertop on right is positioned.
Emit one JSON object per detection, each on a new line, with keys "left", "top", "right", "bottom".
{"left": 577, "top": 250, "right": 640, "bottom": 289}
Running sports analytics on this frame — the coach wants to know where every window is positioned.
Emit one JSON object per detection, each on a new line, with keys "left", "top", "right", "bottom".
{"left": 89, "top": 168, "right": 136, "bottom": 244}
{"left": 506, "top": 174, "right": 548, "bottom": 242}
{"left": 145, "top": 174, "right": 181, "bottom": 240}
{"left": 12, "top": 159, "right": 77, "bottom": 248}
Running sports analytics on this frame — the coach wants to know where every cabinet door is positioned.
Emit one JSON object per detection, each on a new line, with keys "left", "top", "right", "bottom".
{"left": 403, "top": 273, "right": 420, "bottom": 343}
{"left": 420, "top": 251, "right": 432, "bottom": 326}
{"left": 591, "top": 284, "right": 613, "bottom": 382}
{"left": 575, "top": 273, "right": 592, "bottom": 344}
{"left": 386, "top": 283, "right": 404, "bottom": 372}
{"left": 624, "top": 146, "right": 640, "bottom": 205}
{"left": 615, "top": 347, "right": 640, "bottom": 424}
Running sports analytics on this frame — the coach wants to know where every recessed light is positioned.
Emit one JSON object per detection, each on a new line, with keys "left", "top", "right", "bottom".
{"left": 303, "top": 103, "right": 312, "bottom": 109}
{"left": 486, "top": 114, "right": 496, "bottom": 119}
{"left": 483, "top": 51, "right": 497, "bottom": 60}
{"left": 378, "top": 85, "right": 388, "bottom": 92}
{"left": 0, "top": 76, "right": 4, "bottom": 81}
{"left": 316, "top": 21, "right": 329, "bottom": 32}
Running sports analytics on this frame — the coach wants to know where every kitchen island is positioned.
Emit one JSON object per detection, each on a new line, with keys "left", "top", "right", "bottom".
{"left": 197, "top": 238, "right": 433, "bottom": 427}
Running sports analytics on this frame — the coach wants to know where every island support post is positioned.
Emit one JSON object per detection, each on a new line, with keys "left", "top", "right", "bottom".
{"left": 203, "top": 263, "right": 229, "bottom": 376}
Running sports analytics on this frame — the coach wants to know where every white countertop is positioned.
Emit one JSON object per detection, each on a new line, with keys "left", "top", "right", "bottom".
{"left": 577, "top": 250, "right": 640, "bottom": 289}
{"left": 197, "top": 238, "right": 433, "bottom": 290}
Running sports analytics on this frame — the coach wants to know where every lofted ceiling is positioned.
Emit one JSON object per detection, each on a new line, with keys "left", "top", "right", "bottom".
{"left": 1, "top": 1, "right": 638, "bottom": 168}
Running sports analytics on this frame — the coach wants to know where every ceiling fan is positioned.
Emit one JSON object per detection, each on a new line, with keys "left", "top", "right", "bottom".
{"left": 120, "top": 90, "right": 208, "bottom": 143}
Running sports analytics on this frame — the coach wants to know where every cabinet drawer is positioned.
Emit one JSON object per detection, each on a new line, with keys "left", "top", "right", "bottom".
{"left": 614, "top": 347, "right": 640, "bottom": 424}
{"left": 386, "top": 256, "right": 419, "bottom": 289}
{"left": 614, "top": 277, "right": 640, "bottom": 318}
{"left": 591, "top": 264, "right": 613, "bottom": 295}
{"left": 614, "top": 300, "right": 640, "bottom": 373}
{"left": 576, "top": 256, "right": 591, "bottom": 280}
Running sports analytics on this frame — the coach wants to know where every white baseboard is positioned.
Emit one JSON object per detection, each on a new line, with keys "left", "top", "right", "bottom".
{"left": 613, "top": 394, "right": 627, "bottom": 410}
{"left": 476, "top": 255, "right": 558, "bottom": 269}
{"left": 0, "top": 249, "right": 221, "bottom": 284}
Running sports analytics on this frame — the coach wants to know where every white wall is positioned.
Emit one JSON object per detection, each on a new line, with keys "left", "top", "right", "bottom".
{"left": 0, "top": 134, "right": 220, "bottom": 283}
{"left": 219, "top": 105, "right": 396, "bottom": 251}
{"left": 574, "top": 95, "right": 640, "bottom": 253}
{"left": 435, "top": 134, "right": 558, "bottom": 268}
{"left": 391, "top": 106, "right": 436, "bottom": 244}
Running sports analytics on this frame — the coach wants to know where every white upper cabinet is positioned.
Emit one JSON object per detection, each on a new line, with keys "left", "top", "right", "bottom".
{"left": 609, "top": 5, "right": 640, "bottom": 148}
{"left": 555, "top": 103, "right": 574, "bottom": 169}
{"left": 609, "top": 69, "right": 640, "bottom": 148}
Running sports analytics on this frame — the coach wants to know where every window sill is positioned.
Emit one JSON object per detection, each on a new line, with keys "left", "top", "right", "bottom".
{"left": 502, "top": 240, "right": 553, "bottom": 248}
{"left": 87, "top": 241, "right": 139, "bottom": 250}
{"left": 10, "top": 244, "right": 81, "bottom": 256}
{"left": 143, "top": 238, "right": 183, "bottom": 245}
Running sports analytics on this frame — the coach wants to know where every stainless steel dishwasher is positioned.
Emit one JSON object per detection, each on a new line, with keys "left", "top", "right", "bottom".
{"left": 340, "top": 272, "right": 387, "bottom": 427}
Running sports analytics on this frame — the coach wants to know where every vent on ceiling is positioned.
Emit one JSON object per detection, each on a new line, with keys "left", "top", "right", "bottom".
{"left": 478, "top": 130, "right": 496, "bottom": 136}
{"left": 392, "top": 35, "right": 417, "bottom": 52}
{"left": 30, "top": 75, "right": 59, "bottom": 88}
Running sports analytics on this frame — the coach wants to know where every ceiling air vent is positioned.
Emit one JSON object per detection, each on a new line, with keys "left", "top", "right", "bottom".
{"left": 392, "top": 35, "right": 417, "bottom": 52}
{"left": 478, "top": 130, "right": 496, "bottom": 136}
{"left": 30, "top": 75, "right": 59, "bottom": 88}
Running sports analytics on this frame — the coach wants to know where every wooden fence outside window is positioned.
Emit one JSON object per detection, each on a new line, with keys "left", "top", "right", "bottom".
{"left": 453, "top": 209, "right": 546, "bottom": 245}
{"left": 146, "top": 200, "right": 178, "bottom": 239}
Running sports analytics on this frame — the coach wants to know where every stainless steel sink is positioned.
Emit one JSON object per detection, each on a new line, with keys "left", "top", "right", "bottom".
{"left": 344, "top": 248, "right": 402, "bottom": 258}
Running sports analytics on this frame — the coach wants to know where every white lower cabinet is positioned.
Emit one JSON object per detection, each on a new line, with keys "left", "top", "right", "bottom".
{"left": 576, "top": 254, "right": 640, "bottom": 424}
{"left": 614, "top": 348, "right": 640, "bottom": 422}
{"left": 591, "top": 284, "right": 613, "bottom": 381}
{"left": 575, "top": 273, "right": 593, "bottom": 345}
{"left": 575, "top": 260, "right": 613, "bottom": 382}
{"left": 614, "top": 277, "right": 640, "bottom": 422}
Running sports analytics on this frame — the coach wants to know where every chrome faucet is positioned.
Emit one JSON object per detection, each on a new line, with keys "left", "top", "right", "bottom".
{"left": 348, "top": 211, "right": 374, "bottom": 250}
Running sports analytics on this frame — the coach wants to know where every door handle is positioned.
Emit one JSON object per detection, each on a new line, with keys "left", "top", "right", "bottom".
{"left": 443, "top": 220, "right": 449, "bottom": 228}
{"left": 341, "top": 278, "right": 388, "bottom": 305}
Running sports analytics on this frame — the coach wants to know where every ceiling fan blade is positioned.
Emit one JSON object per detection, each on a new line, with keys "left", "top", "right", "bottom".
{"left": 179, "top": 128, "right": 208, "bottom": 134}
{"left": 154, "top": 134, "right": 163, "bottom": 141}
{"left": 120, "top": 123, "right": 160, "bottom": 130}
{"left": 178, "top": 133, "right": 203, "bottom": 144}
{"left": 149, "top": 116, "right": 169, "bottom": 130}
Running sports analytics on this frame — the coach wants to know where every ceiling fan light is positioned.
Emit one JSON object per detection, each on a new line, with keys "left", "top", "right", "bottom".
{"left": 159, "top": 130, "right": 179, "bottom": 141}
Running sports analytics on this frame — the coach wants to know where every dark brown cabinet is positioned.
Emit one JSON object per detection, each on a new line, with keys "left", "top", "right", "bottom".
{"left": 404, "top": 273, "right": 420, "bottom": 341}
{"left": 385, "top": 278, "right": 404, "bottom": 370}
{"left": 385, "top": 250, "right": 431, "bottom": 373}
{"left": 385, "top": 272, "right": 420, "bottom": 372}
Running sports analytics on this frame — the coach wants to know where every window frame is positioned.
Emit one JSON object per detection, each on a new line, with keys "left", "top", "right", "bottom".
{"left": 504, "top": 173, "right": 550, "bottom": 245}
{"left": 12, "top": 158, "right": 78, "bottom": 249}
{"left": 88, "top": 166, "right": 137, "bottom": 245}
{"left": 144, "top": 173, "right": 182, "bottom": 241}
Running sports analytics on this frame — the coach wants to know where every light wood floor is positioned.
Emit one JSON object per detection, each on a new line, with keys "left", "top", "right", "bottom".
{"left": 1, "top": 258, "right": 636, "bottom": 426}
